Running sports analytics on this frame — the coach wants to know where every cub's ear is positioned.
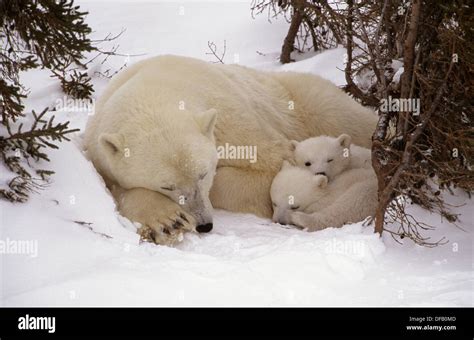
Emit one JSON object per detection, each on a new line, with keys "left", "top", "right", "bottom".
{"left": 197, "top": 108, "right": 218, "bottom": 139}
{"left": 99, "top": 133, "right": 123, "bottom": 157}
{"left": 313, "top": 175, "right": 328, "bottom": 188}
{"left": 290, "top": 140, "right": 299, "bottom": 151}
{"left": 337, "top": 134, "right": 352, "bottom": 148}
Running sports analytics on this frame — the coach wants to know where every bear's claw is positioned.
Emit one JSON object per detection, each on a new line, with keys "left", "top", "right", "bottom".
{"left": 138, "top": 210, "right": 196, "bottom": 246}
{"left": 179, "top": 212, "right": 189, "bottom": 223}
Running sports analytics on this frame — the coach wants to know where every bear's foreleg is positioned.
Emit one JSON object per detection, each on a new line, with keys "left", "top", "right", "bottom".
{"left": 289, "top": 211, "right": 332, "bottom": 231}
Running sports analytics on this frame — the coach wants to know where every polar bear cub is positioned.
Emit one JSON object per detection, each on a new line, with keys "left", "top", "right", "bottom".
{"left": 270, "top": 161, "right": 377, "bottom": 231}
{"left": 292, "top": 134, "right": 371, "bottom": 180}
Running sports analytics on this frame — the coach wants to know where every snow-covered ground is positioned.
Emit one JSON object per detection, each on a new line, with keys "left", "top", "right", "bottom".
{"left": 1, "top": 0, "right": 472, "bottom": 306}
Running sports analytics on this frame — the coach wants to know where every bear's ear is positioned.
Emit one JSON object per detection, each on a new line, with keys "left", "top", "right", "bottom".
{"left": 290, "top": 140, "right": 299, "bottom": 151}
{"left": 313, "top": 175, "right": 328, "bottom": 188}
{"left": 337, "top": 134, "right": 352, "bottom": 148}
{"left": 99, "top": 133, "right": 123, "bottom": 157}
{"left": 196, "top": 108, "right": 217, "bottom": 139}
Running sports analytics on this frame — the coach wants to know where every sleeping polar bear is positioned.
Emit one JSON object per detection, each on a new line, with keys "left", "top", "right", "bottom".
{"left": 270, "top": 161, "right": 377, "bottom": 230}
{"left": 83, "top": 55, "right": 377, "bottom": 244}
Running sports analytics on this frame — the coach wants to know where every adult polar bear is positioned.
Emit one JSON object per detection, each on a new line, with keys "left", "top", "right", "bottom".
{"left": 84, "top": 55, "right": 377, "bottom": 245}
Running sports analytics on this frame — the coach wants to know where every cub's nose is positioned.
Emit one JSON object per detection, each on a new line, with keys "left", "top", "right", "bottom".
{"left": 196, "top": 223, "right": 213, "bottom": 233}
{"left": 315, "top": 172, "right": 326, "bottom": 176}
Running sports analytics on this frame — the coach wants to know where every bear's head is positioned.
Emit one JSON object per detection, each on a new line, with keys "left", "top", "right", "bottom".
{"left": 270, "top": 161, "right": 328, "bottom": 225}
{"left": 292, "top": 134, "right": 352, "bottom": 181}
{"left": 98, "top": 108, "right": 218, "bottom": 230}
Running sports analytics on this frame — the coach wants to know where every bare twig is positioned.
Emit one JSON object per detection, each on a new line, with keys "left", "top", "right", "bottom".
{"left": 206, "top": 40, "right": 226, "bottom": 64}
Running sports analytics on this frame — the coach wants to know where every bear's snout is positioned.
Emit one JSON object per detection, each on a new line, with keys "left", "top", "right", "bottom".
{"left": 272, "top": 212, "right": 289, "bottom": 225}
{"left": 196, "top": 223, "right": 213, "bottom": 233}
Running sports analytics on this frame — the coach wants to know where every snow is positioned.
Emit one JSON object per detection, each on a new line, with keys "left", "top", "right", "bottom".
{"left": 392, "top": 64, "right": 404, "bottom": 85}
{"left": 1, "top": 0, "right": 472, "bottom": 307}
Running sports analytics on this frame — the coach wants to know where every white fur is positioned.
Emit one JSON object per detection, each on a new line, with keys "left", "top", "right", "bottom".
{"left": 270, "top": 162, "right": 377, "bottom": 231}
{"left": 293, "top": 134, "right": 372, "bottom": 180}
{"left": 84, "top": 55, "right": 377, "bottom": 244}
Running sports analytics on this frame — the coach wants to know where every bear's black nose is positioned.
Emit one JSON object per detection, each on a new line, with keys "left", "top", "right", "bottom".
{"left": 196, "top": 223, "right": 213, "bottom": 233}
{"left": 316, "top": 172, "right": 326, "bottom": 176}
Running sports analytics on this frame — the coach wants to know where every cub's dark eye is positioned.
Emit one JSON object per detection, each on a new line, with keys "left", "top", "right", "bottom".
{"left": 291, "top": 206, "right": 300, "bottom": 210}
{"left": 161, "top": 186, "right": 175, "bottom": 191}
{"left": 327, "top": 159, "right": 334, "bottom": 163}
{"left": 272, "top": 202, "right": 277, "bottom": 207}
{"left": 305, "top": 162, "right": 311, "bottom": 166}
{"left": 198, "top": 172, "right": 208, "bottom": 180}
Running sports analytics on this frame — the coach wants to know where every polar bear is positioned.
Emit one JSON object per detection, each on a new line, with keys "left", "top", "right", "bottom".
{"left": 292, "top": 134, "right": 371, "bottom": 180}
{"left": 270, "top": 161, "right": 377, "bottom": 231}
{"left": 84, "top": 55, "right": 377, "bottom": 244}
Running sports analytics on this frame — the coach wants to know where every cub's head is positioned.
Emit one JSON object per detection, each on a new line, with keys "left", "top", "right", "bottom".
{"left": 98, "top": 108, "right": 218, "bottom": 231}
{"left": 270, "top": 161, "right": 328, "bottom": 225}
{"left": 292, "top": 134, "right": 352, "bottom": 181}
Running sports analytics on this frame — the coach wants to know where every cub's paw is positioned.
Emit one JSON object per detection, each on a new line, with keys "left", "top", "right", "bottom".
{"left": 289, "top": 211, "right": 309, "bottom": 229}
{"left": 289, "top": 211, "right": 323, "bottom": 231}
